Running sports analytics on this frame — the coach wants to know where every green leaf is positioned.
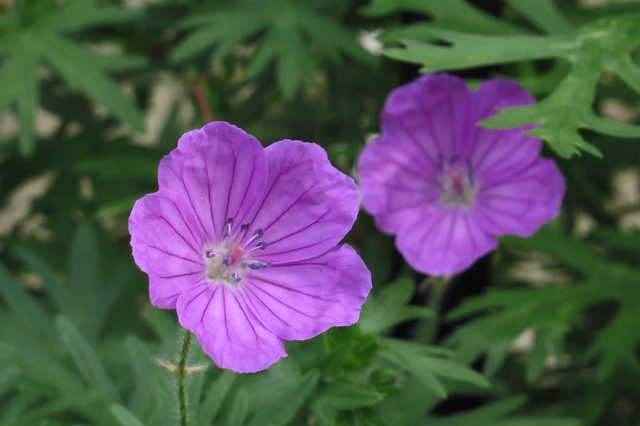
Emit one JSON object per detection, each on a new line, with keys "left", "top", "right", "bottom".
{"left": 197, "top": 370, "right": 237, "bottom": 426}
{"left": 224, "top": 387, "right": 249, "bottom": 426}
{"left": 56, "top": 316, "right": 119, "bottom": 402}
{"left": 426, "top": 395, "right": 580, "bottom": 426}
{"left": 311, "top": 382, "right": 384, "bottom": 425}
{"left": 246, "top": 369, "right": 320, "bottom": 426}
{"left": 124, "top": 336, "right": 174, "bottom": 425}
{"left": 504, "top": 0, "right": 572, "bottom": 34}
{"left": 359, "top": 278, "right": 433, "bottom": 334}
{"left": 0, "top": 341, "right": 83, "bottom": 396}
{"left": 111, "top": 404, "right": 145, "bottom": 426}
{"left": 384, "top": 13, "right": 640, "bottom": 158}
{"left": 361, "top": 0, "right": 524, "bottom": 36}
{"left": 173, "top": 2, "right": 371, "bottom": 99}
{"left": 0, "top": 0, "right": 146, "bottom": 154}
{"left": 379, "top": 339, "right": 489, "bottom": 398}
{"left": 448, "top": 227, "right": 640, "bottom": 381}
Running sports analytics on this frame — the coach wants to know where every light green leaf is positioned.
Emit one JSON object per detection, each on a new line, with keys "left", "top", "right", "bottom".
{"left": 224, "top": 388, "right": 249, "bottom": 426}
{"left": 56, "top": 316, "right": 119, "bottom": 402}
{"left": 246, "top": 370, "right": 320, "bottom": 426}
{"left": 111, "top": 404, "right": 145, "bottom": 426}
{"left": 197, "top": 370, "right": 237, "bottom": 426}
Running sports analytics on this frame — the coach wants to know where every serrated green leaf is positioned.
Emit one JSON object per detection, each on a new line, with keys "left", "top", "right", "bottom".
{"left": 360, "top": 0, "right": 524, "bottom": 35}
{"left": 56, "top": 316, "right": 119, "bottom": 402}
{"left": 504, "top": 0, "right": 572, "bottom": 34}
{"left": 449, "top": 227, "right": 640, "bottom": 381}
{"left": 38, "top": 34, "right": 145, "bottom": 131}
{"left": 111, "top": 404, "right": 145, "bottom": 426}
{"left": 0, "top": 0, "right": 147, "bottom": 155}
{"left": 383, "top": 13, "right": 640, "bottom": 157}
{"left": 39, "top": 0, "right": 143, "bottom": 33}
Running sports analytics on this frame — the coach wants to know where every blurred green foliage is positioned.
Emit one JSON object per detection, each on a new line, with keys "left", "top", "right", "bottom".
{"left": 0, "top": 0, "right": 639, "bottom": 425}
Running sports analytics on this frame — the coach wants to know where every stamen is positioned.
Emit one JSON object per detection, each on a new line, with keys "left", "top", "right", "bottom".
{"left": 247, "top": 261, "right": 272, "bottom": 269}
{"left": 223, "top": 257, "right": 231, "bottom": 266}
{"left": 223, "top": 217, "right": 235, "bottom": 238}
{"left": 230, "top": 273, "right": 242, "bottom": 283}
{"left": 205, "top": 250, "right": 215, "bottom": 259}
{"left": 466, "top": 158, "right": 475, "bottom": 185}
{"left": 240, "top": 222, "right": 251, "bottom": 233}
{"left": 252, "top": 228, "right": 264, "bottom": 239}
{"left": 256, "top": 241, "right": 269, "bottom": 250}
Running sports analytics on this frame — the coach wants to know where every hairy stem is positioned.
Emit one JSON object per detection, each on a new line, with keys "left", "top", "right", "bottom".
{"left": 177, "top": 330, "right": 192, "bottom": 426}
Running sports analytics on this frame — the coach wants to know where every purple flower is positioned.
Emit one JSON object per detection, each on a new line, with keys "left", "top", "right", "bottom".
{"left": 129, "top": 122, "right": 371, "bottom": 373}
{"left": 357, "top": 74, "right": 565, "bottom": 276}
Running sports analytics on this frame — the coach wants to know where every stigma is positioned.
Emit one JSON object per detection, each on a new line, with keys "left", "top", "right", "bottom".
{"left": 203, "top": 217, "right": 271, "bottom": 285}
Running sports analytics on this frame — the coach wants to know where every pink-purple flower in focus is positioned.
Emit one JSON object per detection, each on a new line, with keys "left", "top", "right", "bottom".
{"left": 129, "top": 121, "right": 371, "bottom": 373}
{"left": 357, "top": 74, "right": 565, "bottom": 276}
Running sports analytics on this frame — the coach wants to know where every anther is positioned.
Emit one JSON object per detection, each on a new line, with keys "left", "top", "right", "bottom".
{"left": 230, "top": 273, "right": 242, "bottom": 283}
{"left": 247, "top": 261, "right": 272, "bottom": 270}
{"left": 252, "top": 228, "right": 264, "bottom": 239}
{"left": 256, "top": 241, "right": 269, "bottom": 250}
{"left": 223, "top": 257, "right": 231, "bottom": 266}
{"left": 240, "top": 222, "right": 251, "bottom": 233}
{"left": 223, "top": 217, "right": 235, "bottom": 238}
{"left": 205, "top": 250, "right": 215, "bottom": 259}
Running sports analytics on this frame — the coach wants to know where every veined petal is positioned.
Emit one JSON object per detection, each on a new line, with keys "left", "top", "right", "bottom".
{"left": 396, "top": 209, "right": 497, "bottom": 276}
{"left": 129, "top": 190, "right": 206, "bottom": 309}
{"left": 177, "top": 283, "right": 286, "bottom": 373}
{"left": 382, "top": 74, "right": 476, "bottom": 161}
{"left": 471, "top": 79, "right": 542, "bottom": 185}
{"left": 358, "top": 134, "right": 441, "bottom": 234}
{"left": 157, "top": 122, "right": 268, "bottom": 244}
{"left": 249, "top": 140, "right": 359, "bottom": 263}
{"left": 242, "top": 245, "right": 371, "bottom": 341}
{"left": 475, "top": 158, "right": 565, "bottom": 236}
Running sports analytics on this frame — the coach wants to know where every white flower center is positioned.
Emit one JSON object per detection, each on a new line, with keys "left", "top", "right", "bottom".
{"left": 203, "top": 218, "right": 271, "bottom": 285}
{"left": 433, "top": 154, "right": 478, "bottom": 207}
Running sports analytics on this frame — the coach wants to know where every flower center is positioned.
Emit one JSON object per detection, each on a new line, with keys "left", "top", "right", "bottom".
{"left": 433, "top": 154, "right": 477, "bottom": 207}
{"left": 203, "top": 217, "right": 271, "bottom": 285}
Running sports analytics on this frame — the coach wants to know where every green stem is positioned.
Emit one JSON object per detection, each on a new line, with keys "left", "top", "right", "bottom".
{"left": 177, "top": 330, "right": 192, "bottom": 426}
{"left": 425, "top": 275, "right": 449, "bottom": 343}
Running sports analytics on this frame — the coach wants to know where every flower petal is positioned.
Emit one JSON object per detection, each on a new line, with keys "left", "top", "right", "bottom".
{"left": 249, "top": 140, "right": 359, "bottom": 263}
{"left": 157, "top": 122, "right": 268, "bottom": 244}
{"left": 241, "top": 245, "right": 371, "bottom": 341}
{"left": 358, "top": 134, "right": 440, "bottom": 234}
{"left": 177, "top": 283, "right": 286, "bottom": 373}
{"left": 475, "top": 158, "right": 565, "bottom": 236}
{"left": 381, "top": 74, "right": 476, "bottom": 161}
{"left": 396, "top": 209, "right": 497, "bottom": 276}
{"left": 129, "top": 190, "right": 206, "bottom": 308}
{"left": 471, "top": 79, "right": 542, "bottom": 186}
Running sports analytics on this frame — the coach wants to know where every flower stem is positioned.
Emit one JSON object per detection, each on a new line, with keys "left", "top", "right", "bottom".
{"left": 425, "top": 275, "right": 449, "bottom": 343}
{"left": 177, "top": 330, "right": 192, "bottom": 426}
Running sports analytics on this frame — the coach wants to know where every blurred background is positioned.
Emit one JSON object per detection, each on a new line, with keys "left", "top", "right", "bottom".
{"left": 1, "top": 0, "right": 640, "bottom": 425}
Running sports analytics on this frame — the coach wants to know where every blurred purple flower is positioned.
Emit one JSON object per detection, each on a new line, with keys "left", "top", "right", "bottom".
{"left": 129, "top": 122, "right": 371, "bottom": 373}
{"left": 357, "top": 74, "right": 565, "bottom": 276}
